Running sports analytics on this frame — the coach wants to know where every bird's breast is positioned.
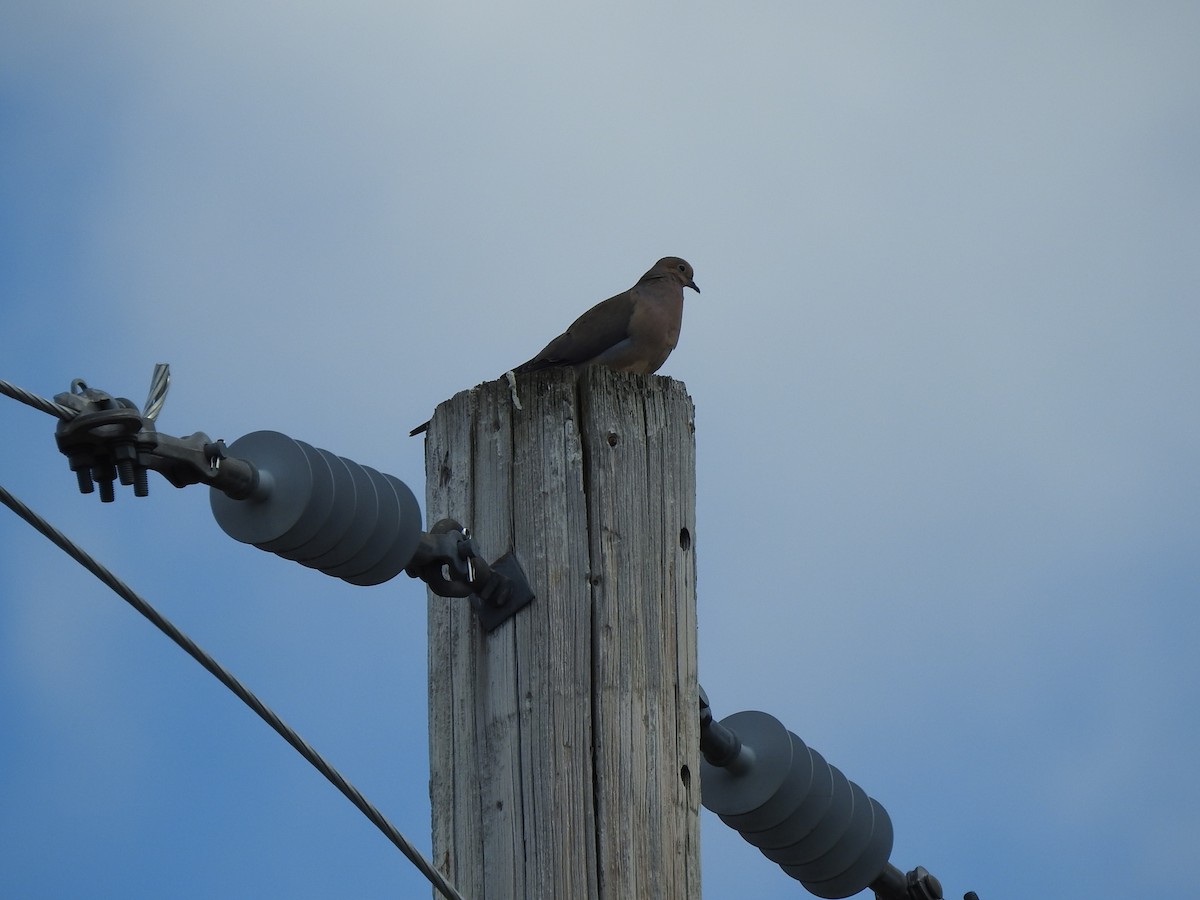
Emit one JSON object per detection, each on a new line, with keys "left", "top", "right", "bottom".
{"left": 622, "top": 292, "right": 683, "bottom": 374}
{"left": 629, "top": 293, "right": 683, "bottom": 339}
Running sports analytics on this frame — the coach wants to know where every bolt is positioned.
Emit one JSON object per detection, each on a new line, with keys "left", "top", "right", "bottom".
{"left": 95, "top": 460, "right": 117, "bottom": 503}
{"left": 116, "top": 458, "right": 136, "bottom": 486}
{"left": 133, "top": 466, "right": 150, "bottom": 497}
{"left": 74, "top": 466, "right": 95, "bottom": 494}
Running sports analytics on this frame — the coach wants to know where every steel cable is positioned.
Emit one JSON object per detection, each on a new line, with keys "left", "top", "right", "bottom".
{"left": 0, "top": 481, "right": 465, "bottom": 900}
{"left": 0, "top": 378, "right": 75, "bottom": 419}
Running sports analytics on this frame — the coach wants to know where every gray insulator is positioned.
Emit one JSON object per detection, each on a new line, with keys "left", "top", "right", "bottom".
{"left": 700, "top": 710, "right": 894, "bottom": 899}
{"left": 209, "top": 430, "right": 421, "bottom": 586}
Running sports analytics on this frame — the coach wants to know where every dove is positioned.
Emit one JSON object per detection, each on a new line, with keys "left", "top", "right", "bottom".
{"left": 410, "top": 257, "right": 698, "bottom": 436}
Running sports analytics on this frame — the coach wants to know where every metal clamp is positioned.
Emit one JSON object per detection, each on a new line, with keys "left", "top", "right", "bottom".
{"left": 405, "top": 519, "right": 536, "bottom": 631}
{"left": 53, "top": 383, "right": 149, "bottom": 500}
{"left": 53, "top": 378, "right": 257, "bottom": 501}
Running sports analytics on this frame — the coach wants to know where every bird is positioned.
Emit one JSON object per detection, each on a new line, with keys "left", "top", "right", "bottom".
{"left": 410, "top": 256, "right": 698, "bottom": 436}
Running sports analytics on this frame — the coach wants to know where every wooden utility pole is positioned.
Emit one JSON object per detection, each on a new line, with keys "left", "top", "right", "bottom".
{"left": 422, "top": 367, "right": 700, "bottom": 900}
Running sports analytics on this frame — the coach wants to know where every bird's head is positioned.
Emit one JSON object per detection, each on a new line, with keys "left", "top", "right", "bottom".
{"left": 650, "top": 257, "right": 700, "bottom": 294}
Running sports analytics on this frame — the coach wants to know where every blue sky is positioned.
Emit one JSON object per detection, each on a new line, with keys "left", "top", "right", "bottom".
{"left": 3, "top": 3, "right": 1198, "bottom": 898}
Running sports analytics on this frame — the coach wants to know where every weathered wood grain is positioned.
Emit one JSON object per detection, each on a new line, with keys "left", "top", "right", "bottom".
{"left": 425, "top": 367, "right": 700, "bottom": 899}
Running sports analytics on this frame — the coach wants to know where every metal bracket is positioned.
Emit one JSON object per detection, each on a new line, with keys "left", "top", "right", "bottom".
{"left": 405, "top": 518, "right": 536, "bottom": 631}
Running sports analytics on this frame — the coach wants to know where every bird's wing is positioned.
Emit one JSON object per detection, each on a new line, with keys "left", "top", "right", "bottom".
{"left": 514, "top": 291, "right": 637, "bottom": 372}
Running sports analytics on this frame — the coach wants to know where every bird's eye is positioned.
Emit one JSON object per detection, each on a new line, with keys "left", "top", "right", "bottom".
{"left": 678, "top": 264, "right": 686, "bottom": 272}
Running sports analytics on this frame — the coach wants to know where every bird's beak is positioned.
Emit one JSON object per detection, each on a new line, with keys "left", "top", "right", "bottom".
{"left": 687, "top": 279, "right": 700, "bottom": 294}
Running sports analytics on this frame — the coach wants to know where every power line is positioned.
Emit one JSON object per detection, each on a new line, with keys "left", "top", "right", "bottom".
{"left": 0, "top": 378, "right": 75, "bottom": 419}
{"left": 0, "top": 480, "right": 466, "bottom": 900}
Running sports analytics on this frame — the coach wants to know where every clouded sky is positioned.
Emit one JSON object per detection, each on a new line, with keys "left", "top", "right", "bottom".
{"left": 3, "top": 3, "right": 1198, "bottom": 898}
